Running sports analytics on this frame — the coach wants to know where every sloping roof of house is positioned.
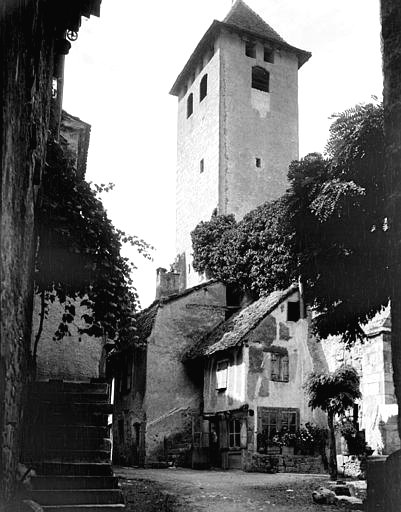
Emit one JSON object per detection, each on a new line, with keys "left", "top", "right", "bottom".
{"left": 170, "top": 1, "right": 311, "bottom": 96}
{"left": 185, "top": 283, "right": 298, "bottom": 360}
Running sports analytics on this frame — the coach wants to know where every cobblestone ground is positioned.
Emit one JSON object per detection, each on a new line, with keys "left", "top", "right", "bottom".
{"left": 115, "top": 467, "right": 339, "bottom": 512}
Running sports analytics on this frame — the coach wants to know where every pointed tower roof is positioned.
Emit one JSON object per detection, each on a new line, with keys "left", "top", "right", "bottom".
{"left": 224, "top": 0, "right": 286, "bottom": 45}
{"left": 170, "top": 1, "right": 311, "bottom": 96}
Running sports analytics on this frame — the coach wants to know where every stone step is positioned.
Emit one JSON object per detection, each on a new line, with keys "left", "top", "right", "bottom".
{"left": 30, "top": 489, "right": 124, "bottom": 506}
{"left": 40, "top": 436, "right": 111, "bottom": 451}
{"left": 33, "top": 382, "right": 109, "bottom": 394}
{"left": 38, "top": 426, "right": 109, "bottom": 442}
{"left": 36, "top": 402, "right": 113, "bottom": 415}
{"left": 43, "top": 412, "right": 110, "bottom": 427}
{"left": 42, "top": 506, "right": 125, "bottom": 512}
{"left": 32, "top": 476, "right": 119, "bottom": 490}
{"left": 31, "top": 462, "right": 114, "bottom": 476}
{"left": 42, "top": 449, "right": 111, "bottom": 462}
{"left": 31, "top": 392, "right": 109, "bottom": 404}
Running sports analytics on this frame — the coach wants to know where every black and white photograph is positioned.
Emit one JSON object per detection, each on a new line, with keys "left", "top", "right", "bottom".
{"left": 1, "top": 1, "right": 400, "bottom": 510}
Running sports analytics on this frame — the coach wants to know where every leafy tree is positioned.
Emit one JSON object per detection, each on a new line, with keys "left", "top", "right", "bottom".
{"left": 191, "top": 197, "right": 294, "bottom": 298}
{"left": 33, "top": 139, "right": 152, "bottom": 367}
{"left": 287, "top": 102, "right": 387, "bottom": 344}
{"left": 304, "top": 366, "right": 361, "bottom": 479}
{"left": 192, "top": 102, "right": 387, "bottom": 345}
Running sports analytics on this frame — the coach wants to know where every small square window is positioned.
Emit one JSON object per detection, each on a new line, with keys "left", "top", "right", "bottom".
{"left": 264, "top": 48, "right": 274, "bottom": 63}
{"left": 245, "top": 42, "right": 256, "bottom": 58}
{"left": 200, "top": 159, "right": 204, "bottom": 173}
{"left": 255, "top": 157, "right": 261, "bottom": 168}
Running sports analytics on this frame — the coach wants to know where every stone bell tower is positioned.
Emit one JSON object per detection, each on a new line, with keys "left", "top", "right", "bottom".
{"left": 170, "top": 0, "right": 311, "bottom": 289}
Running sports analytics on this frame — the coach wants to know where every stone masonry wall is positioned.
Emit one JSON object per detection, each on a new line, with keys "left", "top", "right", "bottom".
{"left": 244, "top": 452, "right": 326, "bottom": 474}
{"left": 144, "top": 283, "right": 226, "bottom": 463}
{"left": 0, "top": 1, "right": 57, "bottom": 504}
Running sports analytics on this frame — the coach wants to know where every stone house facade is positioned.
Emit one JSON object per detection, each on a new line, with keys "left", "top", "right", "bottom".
{"left": 112, "top": 273, "right": 227, "bottom": 466}
{"left": 0, "top": 2, "right": 100, "bottom": 505}
{"left": 185, "top": 283, "right": 327, "bottom": 471}
{"left": 170, "top": 0, "right": 311, "bottom": 289}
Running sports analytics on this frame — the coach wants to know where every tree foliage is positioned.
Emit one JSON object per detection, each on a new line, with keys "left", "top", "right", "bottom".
{"left": 305, "top": 366, "right": 361, "bottom": 415}
{"left": 34, "top": 139, "right": 152, "bottom": 358}
{"left": 192, "top": 198, "right": 294, "bottom": 298}
{"left": 304, "top": 366, "right": 361, "bottom": 479}
{"left": 191, "top": 102, "right": 387, "bottom": 343}
{"left": 288, "top": 102, "right": 388, "bottom": 343}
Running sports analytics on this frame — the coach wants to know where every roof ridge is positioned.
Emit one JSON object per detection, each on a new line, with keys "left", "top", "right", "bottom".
{"left": 223, "top": 0, "right": 286, "bottom": 44}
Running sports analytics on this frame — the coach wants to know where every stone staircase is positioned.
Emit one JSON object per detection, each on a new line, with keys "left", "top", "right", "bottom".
{"left": 23, "top": 381, "right": 125, "bottom": 511}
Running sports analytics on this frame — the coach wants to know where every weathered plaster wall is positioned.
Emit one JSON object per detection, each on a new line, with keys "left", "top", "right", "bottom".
{"left": 204, "top": 348, "right": 246, "bottom": 413}
{"left": 175, "top": 46, "right": 221, "bottom": 288}
{"left": 203, "top": 292, "right": 326, "bottom": 429}
{"left": 144, "top": 282, "right": 226, "bottom": 462}
{"left": 220, "top": 31, "right": 299, "bottom": 220}
{"left": 175, "top": 31, "right": 302, "bottom": 290}
{"left": 321, "top": 309, "right": 400, "bottom": 455}
{"left": 0, "top": 1, "right": 56, "bottom": 503}
{"left": 32, "top": 297, "right": 105, "bottom": 382}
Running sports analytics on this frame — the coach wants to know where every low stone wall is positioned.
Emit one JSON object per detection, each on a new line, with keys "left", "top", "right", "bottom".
{"left": 244, "top": 452, "right": 326, "bottom": 474}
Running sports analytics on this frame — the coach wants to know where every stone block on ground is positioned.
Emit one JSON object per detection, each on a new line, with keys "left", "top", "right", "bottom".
{"left": 312, "top": 487, "right": 337, "bottom": 504}
{"left": 335, "top": 495, "right": 364, "bottom": 510}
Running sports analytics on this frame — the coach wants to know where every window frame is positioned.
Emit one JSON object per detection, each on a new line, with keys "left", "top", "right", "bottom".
{"left": 200, "top": 74, "right": 208, "bottom": 102}
{"left": 270, "top": 352, "right": 289, "bottom": 382}
{"left": 263, "top": 47, "right": 274, "bottom": 63}
{"left": 245, "top": 41, "right": 256, "bottom": 58}
{"left": 252, "top": 66, "right": 270, "bottom": 93}
{"left": 187, "top": 92, "right": 193, "bottom": 118}
{"left": 216, "top": 359, "right": 229, "bottom": 391}
{"left": 228, "top": 418, "right": 241, "bottom": 448}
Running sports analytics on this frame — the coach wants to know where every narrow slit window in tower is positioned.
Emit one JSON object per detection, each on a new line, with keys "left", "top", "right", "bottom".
{"left": 255, "top": 157, "right": 261, "bottom": 168}
{"left": 252, "top": 66, "right": 270, "bottom": 92}
{"left": 200, "top": 158, "right": 204, "bottom": 173}
{"left": 187, "top": 93, "right": 193, "bottom": 118}
{"left": 245, "top": 42, "right": 256, "bottom": 58}
{"left": 200, "top": 74, "right": 208, "bottom": 102}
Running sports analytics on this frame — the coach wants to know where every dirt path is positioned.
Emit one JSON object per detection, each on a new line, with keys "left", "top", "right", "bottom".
{"left": 115, "top": 466, "right": 338, "bottom": 512}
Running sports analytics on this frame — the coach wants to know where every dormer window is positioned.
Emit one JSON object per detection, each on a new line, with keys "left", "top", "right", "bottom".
{"left": 245, "top": 42, "right": 256, "bottom": 58}
{"left": 187, "top": 93, "right": 193, "bottom": 118}
{"left": 252, "top": 66, "right": 269, "bottom": 92}
{"left": 200, "top": 74, "right": 208, "bottom": 102}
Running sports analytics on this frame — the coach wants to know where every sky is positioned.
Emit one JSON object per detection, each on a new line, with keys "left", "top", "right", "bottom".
{"left": 63, "top": 0, "right": 383, "bottom": 309}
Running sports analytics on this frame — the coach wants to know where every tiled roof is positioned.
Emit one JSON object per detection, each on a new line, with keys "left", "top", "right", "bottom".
{"left": 224, "top": 0, "right": 286, "bottom": 44}
{"left": 135, "top": 301, "right": 159, "bottom": 341}
{"left": 185, "top": 284, "right": 298, "bottom": 360}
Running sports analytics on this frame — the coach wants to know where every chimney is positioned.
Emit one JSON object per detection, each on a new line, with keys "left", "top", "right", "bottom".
{"left": 156, "top": 267, "right": 180, "bottom": 299}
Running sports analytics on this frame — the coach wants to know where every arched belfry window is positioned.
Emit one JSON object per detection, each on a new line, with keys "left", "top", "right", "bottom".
{"left": 252, "top": 66, "right": 269, "bottom": 93}
{"left": 187, "top": 93, "right": 193, "bottom": 118}
{"left": 200, "top": 74, "right": 208, "bottom": 102}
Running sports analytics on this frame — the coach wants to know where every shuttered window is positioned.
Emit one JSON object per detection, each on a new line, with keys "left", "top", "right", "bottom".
{"left": 252, "top": 66, "right": 269, "bottom": 92}
{"left": 271, "top": 353, "right": 289, "bottom": 382}
{"left": 216, "top": 360, "right": 229, "bottom": 390}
